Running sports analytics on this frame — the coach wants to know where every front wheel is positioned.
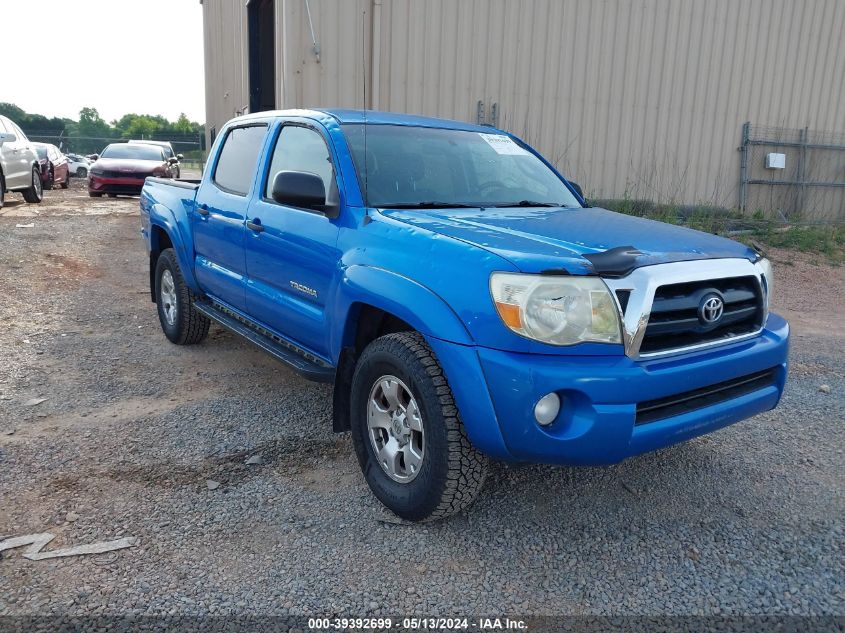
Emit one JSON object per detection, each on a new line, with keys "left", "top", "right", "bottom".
{"left": 350, "top": 332, "right": 489, "bottom": 521}
{"left": 22, "top": 167, "right": 43, "bottom": 203}
{"left": 77, "top": 167, "right": 87, "bottom": 178}
{"left": 154, "top": 248, "right": 210, "bottom": 345}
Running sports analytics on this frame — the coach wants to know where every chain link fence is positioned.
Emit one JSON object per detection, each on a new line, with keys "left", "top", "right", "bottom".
{"left": 23, "top": 131, "right": 205, "bottom": 160}
{"left": 740, "top": 123, "right": 845, "bottom": 223}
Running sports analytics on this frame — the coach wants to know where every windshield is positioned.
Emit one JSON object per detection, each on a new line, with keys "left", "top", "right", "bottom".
{"left": 343, "top": 124, "right": 580, "bottom": 209}
{"left": 100, "top": 144, "right": 164, "bottom": 161}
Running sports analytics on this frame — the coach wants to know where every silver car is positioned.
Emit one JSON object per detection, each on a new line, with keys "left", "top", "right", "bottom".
{"left": 0, "top": 114, "right": 43, "bottom": 208}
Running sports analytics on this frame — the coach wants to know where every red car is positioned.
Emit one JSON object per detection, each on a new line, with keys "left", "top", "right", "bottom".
{"left": 33, "top": 143, "right": 70, "bottom": 190}
{"left": 88, "top": 143, "right": 176, "bottom": 197}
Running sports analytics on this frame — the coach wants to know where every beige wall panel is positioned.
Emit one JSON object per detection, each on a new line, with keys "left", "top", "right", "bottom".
{"left": 202, "top": 0, "right": 845, "bottom": 209}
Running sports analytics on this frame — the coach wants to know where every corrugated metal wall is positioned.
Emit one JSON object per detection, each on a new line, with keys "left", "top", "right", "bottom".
{"left": 201, "top": 0, "right": 249, "bottom": 142}
{"left": 202, "top": 0, "right": 845, "bottom": 210}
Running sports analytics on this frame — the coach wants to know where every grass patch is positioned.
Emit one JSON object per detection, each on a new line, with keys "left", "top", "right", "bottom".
{"left": 747, "top": 224, "right": 845, "bottom": 265}
{"left": 595, "top": 197, "right": 845, "bottom": 265}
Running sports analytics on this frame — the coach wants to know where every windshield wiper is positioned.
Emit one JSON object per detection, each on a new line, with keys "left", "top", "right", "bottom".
{"left": 380, "top": 201, "right": 478, "bottom": 209}
{"left": 487, "top": 200, "right": 568, "bottom": 208}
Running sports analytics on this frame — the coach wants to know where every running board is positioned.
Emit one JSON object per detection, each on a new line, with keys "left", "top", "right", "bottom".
{"left": 194, "top": 301, "right": 335, "bottom": 383}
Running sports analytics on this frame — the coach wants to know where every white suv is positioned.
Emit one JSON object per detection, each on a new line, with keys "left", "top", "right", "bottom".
{"left": 0, "top": 114, "right": 43, "bottom": 208}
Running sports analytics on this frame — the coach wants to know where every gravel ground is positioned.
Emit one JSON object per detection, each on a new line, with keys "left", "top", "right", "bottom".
{"left": 0, "top": 183, "right": 843, "bottom": 621}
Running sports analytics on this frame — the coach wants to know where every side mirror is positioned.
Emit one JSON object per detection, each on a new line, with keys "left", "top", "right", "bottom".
{"left": 0, "top": 132, "right": 17, "bottom": 144}
{"left": 272, "top": 170, "right": 328, "bottom": 211}
{"left": 91, "top": 154, "right": 99, "bottom": 161}
{"left": 176, "top": 154, "right": 184, "bottom": 160}
{"left": 168, "top": 157, "right": 179, "bottom": 165}
{"left": 569, "top": 181, "right": 584, "bottom": 199}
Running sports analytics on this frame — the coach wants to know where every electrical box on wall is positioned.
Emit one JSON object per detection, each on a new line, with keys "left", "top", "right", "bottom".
{"left": 765, "top": 153, "right": 786, "bottom": 169}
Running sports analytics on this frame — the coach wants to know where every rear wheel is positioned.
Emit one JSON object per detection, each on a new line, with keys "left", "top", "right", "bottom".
{"left": 60, "top": 170, "right": 69, "bottom": 189}
{"left": 0, "top": 171, "right": 5, "bottom": 208}
{"left": 22, "top": 167, "right": 43, "bottom": 203}
{"left": 350, "top": 332, "right": 489, "bottom": 521}
{"left": 89, "top": 192, "right": 103, "bottom": 198}
{"left": 154, "top": 248, "right": 210, "bottom": 345}
{"left": 77, "top": 167, "right": 87, "bottom": 178}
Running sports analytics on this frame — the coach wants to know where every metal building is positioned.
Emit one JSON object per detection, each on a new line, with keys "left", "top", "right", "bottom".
{"left": 201, "top": 0, "right": 845, "bottom": 217}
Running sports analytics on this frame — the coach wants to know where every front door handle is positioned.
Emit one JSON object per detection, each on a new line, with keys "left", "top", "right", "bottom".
{"left": 247, "top": 219, "right": 264, "bottom": 233}
{"left": 196, "top": 203, "right": 209, "bottom": 216}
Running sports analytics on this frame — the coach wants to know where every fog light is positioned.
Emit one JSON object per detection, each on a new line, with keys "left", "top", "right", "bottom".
{"left": 534, "top": 392, "right": 561, "bottom": 426}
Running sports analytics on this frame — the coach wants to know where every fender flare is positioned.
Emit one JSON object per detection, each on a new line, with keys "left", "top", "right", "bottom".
{"left": 331, "top": 265, "right": 474, "bottom": 354}
{"left": 148, "top": 203, "right": 201, "bottom": 294}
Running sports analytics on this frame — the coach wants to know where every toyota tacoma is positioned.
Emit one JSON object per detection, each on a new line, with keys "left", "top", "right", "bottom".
{"left": 139, "top": 110, "right": 789, "bottom": 521}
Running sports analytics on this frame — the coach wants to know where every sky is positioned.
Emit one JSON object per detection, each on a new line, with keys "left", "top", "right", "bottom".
{"left": 0, "top": 0, "right": 206, "bottom": 124}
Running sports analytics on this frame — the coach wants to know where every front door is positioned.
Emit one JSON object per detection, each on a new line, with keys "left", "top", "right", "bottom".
{"left": 244, "top": 122, "right": 343, "bottom": 359}
{"left": 192, "top": 123, "right": 269, "bottom": 311}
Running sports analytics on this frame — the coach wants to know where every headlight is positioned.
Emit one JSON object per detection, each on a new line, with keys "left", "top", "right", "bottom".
{"left": 755, "top": 257, "right": 773, "bottom": 308}
{"left": 490, "top": 273, "right": 622, "bottom": 346}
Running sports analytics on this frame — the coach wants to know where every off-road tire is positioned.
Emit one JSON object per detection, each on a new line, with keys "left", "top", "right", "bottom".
{"left": 22, "top": 167, "right": 43, "bottom": 203}
{"left": 154, "top": 248, "right": 210, "bottom": 345}
{"left": 350, "top": 332, "right": 489, "bottom": 521}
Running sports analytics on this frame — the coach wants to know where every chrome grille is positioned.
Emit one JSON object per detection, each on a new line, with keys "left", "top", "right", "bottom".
{"left": 639, "top": 276, "right": 764, "bottom": 354}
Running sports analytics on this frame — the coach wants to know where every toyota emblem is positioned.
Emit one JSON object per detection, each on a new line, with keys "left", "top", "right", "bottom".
{"left": 699, "top": 294, "right": 724, "bottom": 324}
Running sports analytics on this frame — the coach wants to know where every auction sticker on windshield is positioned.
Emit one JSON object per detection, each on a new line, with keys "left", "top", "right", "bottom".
{"left": 478, "top": 133, "right": 530, "bottom": 156}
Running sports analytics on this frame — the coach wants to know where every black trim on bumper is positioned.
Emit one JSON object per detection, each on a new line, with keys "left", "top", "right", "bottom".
{"left": 635, "top": 368, "right": 778, "bottom": 425}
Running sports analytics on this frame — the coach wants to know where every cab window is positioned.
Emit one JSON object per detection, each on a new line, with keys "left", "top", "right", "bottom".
{"left": 213, "top": 124, "right": 268, "bottom": 196}
{"left": 265, "top": 125, "right": 338, "bottom": 207}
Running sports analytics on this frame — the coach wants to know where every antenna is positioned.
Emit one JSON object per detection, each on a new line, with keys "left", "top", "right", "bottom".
{"left": 362, "top": 3, "right": 369, "bottom": 210}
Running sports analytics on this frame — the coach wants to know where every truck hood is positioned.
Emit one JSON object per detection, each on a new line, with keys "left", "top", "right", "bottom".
{"left": 379, "top": 206, "right": 757, "bottom": 275}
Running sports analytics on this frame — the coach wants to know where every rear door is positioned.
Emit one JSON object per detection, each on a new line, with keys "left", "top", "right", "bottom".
{"left": 192, "top": 122, "right": 270, "bottom": 311}
{"left": 243, "top": 120, "right": 343, "bottom": 358}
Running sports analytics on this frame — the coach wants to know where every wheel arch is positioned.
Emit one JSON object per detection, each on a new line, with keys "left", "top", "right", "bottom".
{"left": 329, "top": 265, "right": 474, "bottom": 433}
{"left": 147, "top": 210, "right": 201, "bottom": 302}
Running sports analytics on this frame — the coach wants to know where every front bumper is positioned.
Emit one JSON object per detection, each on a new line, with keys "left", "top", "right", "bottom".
{"left": 429, "top": 313, "right": 789, "bottom": 465}
{"left": 89, "top": 174, "right": 146, "bottom": 195}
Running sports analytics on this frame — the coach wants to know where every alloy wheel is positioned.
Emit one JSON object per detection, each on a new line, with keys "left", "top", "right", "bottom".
{"left": 160, "top": 269, "right": 178, "bottom": 326}
{"left": 367, "top": 375, "right": 425, "bottom": 483}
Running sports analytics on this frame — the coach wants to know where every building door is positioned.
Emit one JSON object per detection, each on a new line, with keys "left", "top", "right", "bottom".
{"left": 248, "top": 0, "right": 276, "bottom": 113}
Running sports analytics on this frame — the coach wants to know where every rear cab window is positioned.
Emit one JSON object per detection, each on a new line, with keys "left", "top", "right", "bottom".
{"left": 213, "top": 124, "right": 268, "bottom": 196}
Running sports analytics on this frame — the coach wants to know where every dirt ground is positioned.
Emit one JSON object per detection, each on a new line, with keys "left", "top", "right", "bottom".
{"left": 0, "top": 181, "right": 842, "bottom": 620}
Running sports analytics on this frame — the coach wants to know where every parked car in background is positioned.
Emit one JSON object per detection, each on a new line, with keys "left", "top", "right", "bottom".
{"left": 0, "top": 114, "right": 43, "bottom": 208}
{"left": 66, "top": 153, "right": 91, "bottom": 178}
{"left": 33, "top": 142, "right": 70, "bottom": 190}
{"left": 128, "top": 140, "right": 183, "bottom": 178}
{"left": 89, "top": 142, "right": 177, "bottom": 197}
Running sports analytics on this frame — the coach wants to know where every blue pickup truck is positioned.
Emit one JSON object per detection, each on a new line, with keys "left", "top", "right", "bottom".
{"left": 140, "top": 109, "right": 789, "bottom": 521}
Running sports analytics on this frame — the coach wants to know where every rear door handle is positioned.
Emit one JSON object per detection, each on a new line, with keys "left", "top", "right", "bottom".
{"left": 196, "top": 203, "right": 209, "bottom": 216}
{"left": 247, "top": 219, "right": 264, "bottom": 233}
